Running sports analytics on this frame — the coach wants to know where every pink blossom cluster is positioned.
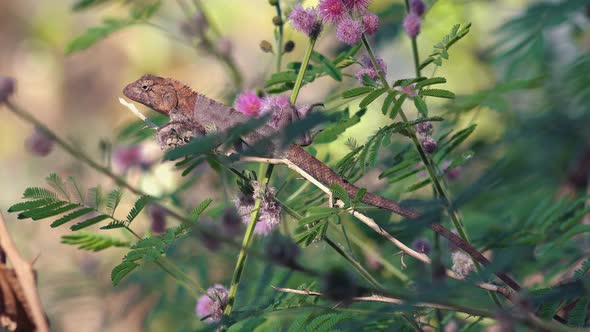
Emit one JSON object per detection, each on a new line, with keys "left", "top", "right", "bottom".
{"left": 233, "top": 91, "right": 310, "bottom": 127}
{"left": 403, "top": 0, "right": 427, "bottom": 38}
{"left": 195, "top": 284, "right": 229, "bottom": 322}
{"left": 290, "top": 0, "right": 379, "bottom": 45}
{"left": 355, "top": 54, "right": 387, "bottom": 85}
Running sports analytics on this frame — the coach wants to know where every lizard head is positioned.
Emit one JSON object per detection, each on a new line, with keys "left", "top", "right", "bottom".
{"left": 123, "top": 74, "right": 178, "bottom": 115}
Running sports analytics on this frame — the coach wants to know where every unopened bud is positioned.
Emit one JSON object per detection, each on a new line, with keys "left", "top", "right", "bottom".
{"left": 268, "top": 0, "right": 278, "bottom": 5}
{"left": 25, "top": 127, "right": 54, "bottom": 157}
{"left": 0, "top": 76, "right": 15, "bottom": 103}
{"left": 283, "top": 40, "right": 295, "bottom": 53}
{"left": 148, "top": 204, "right": 167, "bottom": 234}
{"left": 419, "top": 135, "right": 437, "bottom": 154}
{"left": 266, "top": 233, "right": 301, "bottom": 267}
{"left": 272, "top": 16, "right": 283, "bottom": 26}
{"left": 321, "top": 267, "right": 360, "bottom": 304}
{"left": 259, "top": 40, "right": 273, "bottom": 53}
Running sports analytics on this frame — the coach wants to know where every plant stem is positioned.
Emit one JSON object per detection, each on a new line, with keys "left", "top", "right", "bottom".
{"left": 224, "top": 163, "right": 274, "bottom": 315}
{"left": 273, "top": 0, "right": 284, "bottom": 73}
{"left": 325, "top": 236, "right": 385, "bottom": 291}
{"left": 290, "top": 36, "right": 316, "bottom": 104}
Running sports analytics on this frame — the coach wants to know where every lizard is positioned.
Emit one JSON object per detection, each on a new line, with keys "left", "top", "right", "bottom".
{"left": 123, "top": 74, "right": 521, "bottom": 293}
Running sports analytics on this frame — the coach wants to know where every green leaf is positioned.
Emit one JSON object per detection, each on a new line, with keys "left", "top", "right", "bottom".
{"left": 111, "top": 261, "right": 139, "bottom": 286}
{"left": 100, "top": 221, "right": 127, "bottom": 230}
{"left": 405, "top": 179, "right": 431, "bottom": 192}
{"left": 390, "top": 94, "right": 407, "bottom": 119}
{"left": 312, "top": 51, "right": 342, "bottom": 81}
{"left": 359, "top": 88, "right": 388, "bottom": 108}
{"left": 413, "top": 96, "right": 428, "bottom": 116}
{"left": 342, "top": 87, "right": 374, "bottom": 99}
{"left": 22, "top": 187, "right": 58, "bottom": 200}
{"left": 8, "top": 198, "right": 55, "bottom": 213}
{"left": 66, "top": 18, "right": 133, "bottom": 55}
{"left": 28, "top": 203, "right": 81, "bottom": 221}
{"left": 61, "top": 231, "right": 130, "bottom": 251}
{"left": 381, "top": 91, "right": 397, "bottom": 115}
{"left": 313, "top": 108, "right": 366, "bottom": 144}
{"left": 129, "top": 1, "right": 161, "bottom": 20}
{"left": 71, "top": 214, "right": 110, "bottom": 231}
{"left": 17, "top": 201, "right": 69, "bottom": 220}
{"left": 415, "top": 77, "right": 447, "bottom": 88}
{"left": 352, "top": 188, "right": 367, "bottom": 205}
{"left": 126, "top": 196, "right": 150, "bottom": 224}
{"left": 72, "top": 0, "right": 111, "bottom": 11}
{"left": 46, "top": 173, "right": 70, "bottom": 200}
{"left": 105, "top": 189, "right": 123, "bottom": 216}
{"left": 420, "top": 89, "right": 456, "bottom": 99}
{"left": 329, "top": 184, "right": 350, "bottom": 206}
{"left": 264, "top": 71, "right": 298, "bottom": 87}
{"left": 51, "top": 207, "right": 95, "bottom": 228}
{"left": 568, "top": 297, "right": 589, "bottom": 327}
{"left": 189, "top": 198, "right": 213, "bottom": 220}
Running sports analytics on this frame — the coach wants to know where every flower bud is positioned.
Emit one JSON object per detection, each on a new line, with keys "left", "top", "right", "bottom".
{"left": 268, "top": 0, "right": 278, "bottom": 5}
{"left": 272, "top": 16, "right": 283, "bottom": 26}
{"left": 221, "top": 207, "right": 242, "bottom": 236}
{"left": 415, "top": 121, "right": 433, "bottom": 135}
{"left": 265, "top": 233, "right": 301, "bottom": 267}
{"left": 283, "top": 40, "right": 295, "bottom": 53}
{"left": 410, "top": 0, "right": 427, "bottom": 17}
{"left": 412, "top": 237, "right": 431, "bottom": 255}
{"left": 148, "top": 204, "right": 167, "bottom": 234}
{"left": 25, "top": 127, "right": 54, "bottom": 157}
{"left": 196, "top": 284, "right": 229, "bottom": 323}
{"left": 259, "top": 40, "right": 273, "bottom": 53}
{"left": 0, "top": 76, "right": 15, "bottom": 103}
{"left": 403, "top": 12, "right": 421, "bottom": 38}
{"left": 419, "top": 135, "right": 437, "bottom": 154}
{"left": 321, "top": 267, "right": 359, "bottom": 303}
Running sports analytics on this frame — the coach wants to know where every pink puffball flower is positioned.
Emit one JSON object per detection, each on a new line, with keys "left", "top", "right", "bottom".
{"left": 336, "top": 17, "right": 364, "bottom": 45}
{"left": 343, "top": 0, "right": 371, "bottom": 12}
{"left": 289, "top": 5, "right": 322, "bottom": 38}
{"left": 362, "top": 12, "right": 379, "bottom": 35}
{"left": 148, "top": 204, "right": 167, "bottom": 234}
{"left": 195, "top": 284, "right": 229, "bottom": 323}
{"left": 403, "top": 12, "right": 421, "bottom": 38}
{"left": 25, "top": 127, "right": 54, "bottom": 157}
{"left": 260, "top": 95, "right": 291, "bottom": 115}
{"left": 234, "top": 90, "right": 262, "bottom": 116}
{"left": 319, "top": 0, "right": 347, "bottom": 23}
{"left": 355, "top": 55, "right": 387, "bottom": 85}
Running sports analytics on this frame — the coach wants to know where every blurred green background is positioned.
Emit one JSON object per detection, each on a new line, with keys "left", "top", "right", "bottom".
{"left": 0, "top": 0, "right": 589, "bottom": 331}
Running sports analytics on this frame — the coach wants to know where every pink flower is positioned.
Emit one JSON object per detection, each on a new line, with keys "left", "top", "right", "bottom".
{"left": 360, "top": 55, "right": 387, "bottom": 75}
{"left": 355, "top": 68, "right": 378, "bottom": 84}
{"left": 415, "top": 121, "right": 432, "bottom": 134}
{"left": 403, "top": 12, "right": 421, "bottom": 38}
{"left": 355, "top": 55, "right": 387, "bottom": 85}
{"left": 343, "top": 0, "right": 371, "bottom": 12}
{"left": 289, "top": 5, "right": 322, "bottom": 37}
{"left": 336, "top": 17, "right": 364, "bottom": 45}
{"left": 113, "top": 145, "right": 144, "bottom": 171}
{"left": 260, "top": 95, "right": 291, "bottom": 115}
{"left": 396, "top": 83, "right": 418, "bottom": 97}
{"left": 196, "top": 284, "right": 229, "bottom": 322}
{"left": 362, "top": 12, "right": 379, "bottom": 35}
{"left": 25, "top": 127, "right": 54, "bottom": 157}
{"left": 233, "top": 182, "right": 282, "bottom": 236}
{"left": 148, "top": 204, "right": 167, "bottom": 234}
{"left": 234, "top": 90, "right": 262, "bottom": 116}
{"left": 319, "top": 0, "right": 347, "bottom": 23}
{"left": 410, "top": 0, "right": 427, "bottom": 17}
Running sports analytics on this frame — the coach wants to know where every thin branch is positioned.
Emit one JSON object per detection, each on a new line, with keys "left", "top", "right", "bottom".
{"left": 241, "top": 156, "right": 515, "bottom": 299}
{"left": 0, "top": 212, "right": 49, "bottom": 332}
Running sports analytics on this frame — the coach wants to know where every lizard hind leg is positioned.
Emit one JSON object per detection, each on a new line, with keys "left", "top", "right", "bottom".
{"left": 155, "top": 109, "right": 206, "bottom": 150}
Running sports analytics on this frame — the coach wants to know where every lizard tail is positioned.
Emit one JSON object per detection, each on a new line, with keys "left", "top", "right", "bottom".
{"left": 285, "top": 145, "right": 419, "bottom": 218}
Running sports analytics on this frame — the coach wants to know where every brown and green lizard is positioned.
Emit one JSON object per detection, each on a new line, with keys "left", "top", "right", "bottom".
{"left": 122, "top": 74, "right": 521, "bottom": 292}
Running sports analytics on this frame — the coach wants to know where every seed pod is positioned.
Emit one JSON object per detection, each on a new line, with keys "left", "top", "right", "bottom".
{"left": 272, "top": 16, "right": 283, "bottom": 26}
{"left": 283, "top": 40, "right": 295, "bottom": 53}
{"left": 259, "top": 40, "right": 273, "bottom": 53}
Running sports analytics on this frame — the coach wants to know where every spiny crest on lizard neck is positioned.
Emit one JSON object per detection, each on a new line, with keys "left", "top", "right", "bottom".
{"left": 123, "top": 74, "right": 197, "bottom": 116}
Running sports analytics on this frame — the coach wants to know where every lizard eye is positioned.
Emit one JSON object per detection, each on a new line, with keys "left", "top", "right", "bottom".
{"left": 142, "top": 85, "right": 150, "bottom": 91}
